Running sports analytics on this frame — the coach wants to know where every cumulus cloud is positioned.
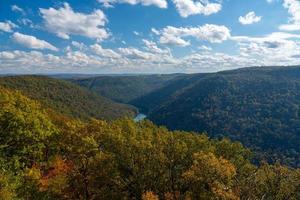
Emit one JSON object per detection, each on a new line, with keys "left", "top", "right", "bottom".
{"left": 232, "top": 32, "right": 300, "bottom": 43}
{"left": 133, "top": 31, "right": 140, "bottom": 36}
{"left": 181, "top": 52, "right": 255, "bottom": 73}
{"left": 199, "top": 45, "right": 212, "bottom": 51}
{"left": 11, "top": 5, "right": 25, "bottom": 14}
{"left": 239, "top": 12, "right": 262, "bottom": 25}
{"left": 151, "top": 28, "right": 160, "bottom": 35}
{"left": 0, "top": 43, "right": 176, "bottom": 73}
{"left": 17, "top": 18, "right": 34, "bottom": 28}
{"left": 0, "top": 21, "right": 17, "bottom": 32}
{"left": 40, "top": 3, "right": 109, "bottom": 40}
{"left": 157, "top": 24, "right": 231, "bottom": 46}
{"left": 279, "top": 0, "right": 300, "bottom": 31}
{"left": 98, "top": 0, "right": 220, "bottom": 17}
{"left": 12, "top": 32, "right": 58, "bottom": 51}
{"left": 143, "top": 39, "right": 171, "bottom": 54}
{"left": 90, "top": 43, "right": 121, "bottom": 58}
{"left": 2, "top": 35, "right": 300, "bottom": 74}
{"left": 231, "top": 32, "right": 300, "bottom": 66}
{"left": 118, "top": 47, "right": 153, "bottom": 60}
{"left": 172, "top": 0, "right": 221, "bottom": 18}
{"left": 0, "top": 50, "right": 62, "bottom": 73}
{"left": 71, "top": 41, "right": 86, "bottom": 50}
{"left": 98, "top": 0, "right": 167, "bottom": 8}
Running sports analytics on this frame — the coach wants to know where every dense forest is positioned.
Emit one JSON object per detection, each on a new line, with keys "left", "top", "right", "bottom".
{"left": 1, "top": 86, "right": 300, "bottom": 200}
{"left": 0, "top": 76, "right": 136, "bottom": 120}
{"left": 71, "top": 66, "right": 300, "bottom": 167}
{"left": 131, "top": 66, "right": 300, "bottom": 167}
{"left": 70, "top": 74, "right": 181, "bottom": 103}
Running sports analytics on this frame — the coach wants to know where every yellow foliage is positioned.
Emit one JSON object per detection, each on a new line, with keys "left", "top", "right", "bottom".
{"left": 142, "top": 191, "right": 160, "bottom": 200}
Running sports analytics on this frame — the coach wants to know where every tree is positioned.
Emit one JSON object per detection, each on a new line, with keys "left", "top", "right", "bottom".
{"left": 0, "top": 88, "right": 57, "bottom": 167}
{"left": 183, "top": 152, "right": 238, "bottom": 200}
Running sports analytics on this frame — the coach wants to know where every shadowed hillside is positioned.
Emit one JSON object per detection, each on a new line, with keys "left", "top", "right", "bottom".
{"left": 1, "top": 86, "right": 300, "bottom": 199}
{"left": 132, "top": 66, "right": 300, "bottom": 167}
{"left": 0, "top": 76, "right": 136, "bottom": 120}
{"left": 70, "top": 74, "right": 181, "bottom": 103}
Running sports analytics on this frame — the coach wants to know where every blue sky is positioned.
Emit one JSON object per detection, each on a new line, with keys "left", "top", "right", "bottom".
{"left": 0, "top": 0, "right": 300, "bottom": 74}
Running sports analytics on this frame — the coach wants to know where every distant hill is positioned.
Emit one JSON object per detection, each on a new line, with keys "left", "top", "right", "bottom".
{"left": 132, "top": 66, "right": 300, "bottom": 167}
{"left": 0, "top": 76, "right": 136, "bottom": 120}
{"left": 70, "top": 74, "right": 181, "bottom": 103}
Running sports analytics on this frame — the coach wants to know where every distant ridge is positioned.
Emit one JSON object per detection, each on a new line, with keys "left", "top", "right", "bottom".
{"left": 0, "top": 75, "right": 136, "bottom": 120}
{"left": 70, "top": 74, "right": 181, "bottom": 103}
{"left": 129, "top": 66, "right": 300, "bottom": 167}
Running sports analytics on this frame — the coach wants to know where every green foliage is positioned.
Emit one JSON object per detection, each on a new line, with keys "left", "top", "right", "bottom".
{"left": 71, "top": 74, "right": 180, "bottom": 103}
{"left": 133, "top": 66, "right": 300, "bottom": 167}
{"left": 1, "top": 83, "right": 300, "bottom": 200}
{"left": 0, "top": 75, "right": 136, "bottom": 120}
{"left": 0, "top": 87, "right": 56, "bottom": 166}
{"left": 0, "top": 169, "right": 18, "bottom": 200}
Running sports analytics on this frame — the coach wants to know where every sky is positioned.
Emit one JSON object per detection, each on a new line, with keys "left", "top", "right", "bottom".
{"left": 0, "top": 0, "right": 300, "bottom": 74}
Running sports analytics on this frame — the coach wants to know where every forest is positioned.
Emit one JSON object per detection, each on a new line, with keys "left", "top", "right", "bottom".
{"left": 1, "top": 82, "right": 300, "bottom": 199}
{"left": 70, "top": 74, "right": 180, "bottom": 103}
{"left": 72, "top": 66, "right": 300, "bottom": 167}
{"left": 134, "top": 67, "right": 300, "bottom": 167}
{"left": 0, "top": 76, "right": 136, "bottom": 120}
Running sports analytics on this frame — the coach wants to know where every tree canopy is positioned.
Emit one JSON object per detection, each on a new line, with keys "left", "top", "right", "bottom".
{"left": 1, "top": 86, "right": 300, "bottom": 200}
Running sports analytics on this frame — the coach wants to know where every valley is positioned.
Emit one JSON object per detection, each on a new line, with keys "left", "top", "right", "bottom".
{"left": 1, "top": 66, "right": 300, "bottom": 199}
{"left": 1, "top": 0, "right": 300, "bottom": 198}
{"left": 70, "top": 66, "right": 300, "bottom": 167}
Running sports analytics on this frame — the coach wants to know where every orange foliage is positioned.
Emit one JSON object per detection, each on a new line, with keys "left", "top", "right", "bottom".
{"left": 39, "top": 156, "right": 72, "bottom": 191}
{"left": 142, "top": 191, "right": 159, "bottom": 200}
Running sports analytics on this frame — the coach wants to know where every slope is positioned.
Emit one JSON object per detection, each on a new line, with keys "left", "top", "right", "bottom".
{"left": 70, "top": 74, "right": 180, "bottom": 103}
{"left": 0, "top": 75, "right": 136, "bottom": 120}
{"left": 133, "top": 66, "right": 300, "bottom": 167}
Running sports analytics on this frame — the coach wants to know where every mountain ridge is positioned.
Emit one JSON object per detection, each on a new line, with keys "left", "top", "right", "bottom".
{"left": 0, "top": 75, "right": 136, "bottom": 120}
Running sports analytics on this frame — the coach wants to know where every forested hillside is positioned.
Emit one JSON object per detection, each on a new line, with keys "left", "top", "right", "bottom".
{"left": 1, "top": 86, "right": 300, "bottom": 200}
{"left": 70, "top": 74, "right": 180, "bottom": 103}
{"left": 0, "top": 76, "right": 136, "bottom": 120}
{"left": 132, "top": 66, "right": 300, "bottom": 167}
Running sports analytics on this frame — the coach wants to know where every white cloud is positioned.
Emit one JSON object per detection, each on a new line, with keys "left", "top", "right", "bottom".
{"left": 2, "top": 35, "right": 300, "bottom": 74}
{"left": 160, "top": 32, "right": 191, "bottom": 47}
{"left": 71, "top": 41, "right": 86, "bottom": 50}
{"left": 172, "top": 0, "right": 221, "bottom": 18}
{"left": 181, "top": 52, "right": 254, "bottom": 73}
{"left": 17, "top": 18, "right": 34, "bottom": 28}
{"left": 98, "top": 0, "right": 220, "bottom": 18}
{"left": 90, "top": 43, "right": 121, "bottom": 58}
{"left": 0, "top": 45, "right": 176, "bottom": 73}
{"left": 157, "top": 24, "right": 231, "bottom": 46}
{"left": 151, "top": 28, "right": 160, "bottom": 35}
{"left": 118, "top": 47, "right": 153, "bottom": 60}
{"left": 198, "top": 45, "right": 212, "bottom": 51}
{"left": 0, "top": 51, "right": 16, "bottom": 59}
{"left": 142, "top": 39, "right": 170, "bottom": 54}
{"left": 279, "top": 0, "right": 300, "bottom": 31}
{"left": 231, "top": 32, "right": 300, "bottom": 43}
{"left": 12, "top": 32, "right": 58, "bottom": 51}
{"left": 133, "top": 31, "right": 140, "bottom": 36}
{"left": 0, "top": 51, "right": 62, "bottom": 73}
{"left": 11, "top": 5, "right": 25, "bottom": 14}
{"left": 231, "top": 32, "right": 300, "bottom": 66}
{"left": 40, "top": 3, "right": 109, "bottom": 40}
{"left": 239, "top": 12, "right": 262, "bottom": 25}
{"left": 98, "top": 0, "right": 167, "bottom": 8}
{"left": 0, "top": 21, "right": 17, "bottom": 32}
